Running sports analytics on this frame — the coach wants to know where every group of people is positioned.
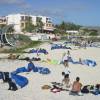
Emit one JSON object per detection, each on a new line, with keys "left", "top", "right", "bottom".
{"left": 61, "top": 50, "right": 100, "bottom": 96}
{"left": 62, "top": 71, "right": 100, "bottom": 95}
{"left": 61, "top": 50, "right": 83, "bottom": 96}
{"left": 62, "top": 72, "right": 83, "bottom": 96}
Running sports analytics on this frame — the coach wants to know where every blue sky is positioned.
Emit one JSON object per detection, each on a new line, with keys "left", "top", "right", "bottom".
{"left": 0, "top": 0, "right": 100, "bottom": 26}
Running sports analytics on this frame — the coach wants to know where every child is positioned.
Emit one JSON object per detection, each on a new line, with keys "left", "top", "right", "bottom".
{"left": 62, "top": 74, "right": 71, "bottom": 89}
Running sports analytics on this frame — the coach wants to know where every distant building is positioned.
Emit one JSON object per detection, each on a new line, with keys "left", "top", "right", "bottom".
{"left": 6, "top": 14, "right": 32, "bottom": 33}
{"left": 66, "top": 30, "right": 79, "bottom": 38}
{"left": 37, "top": 16, "right": 54, "bottom": 33}
{"left": 5, "top": 14, "right": 54, "bottom": 33}
{"left": 66, "top": 30, "right": 79, "bottom": 34}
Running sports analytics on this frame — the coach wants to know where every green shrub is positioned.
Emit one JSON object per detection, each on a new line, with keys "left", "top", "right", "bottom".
{"left": 1, "top": 34, "right": 42, "bottom": 53}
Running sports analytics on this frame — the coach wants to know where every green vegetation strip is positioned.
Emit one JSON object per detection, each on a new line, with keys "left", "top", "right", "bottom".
{"left": 2, "top": 41, "right": 42, "bottom": 53}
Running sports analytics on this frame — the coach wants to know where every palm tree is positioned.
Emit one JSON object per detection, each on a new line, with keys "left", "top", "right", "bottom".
{"left": 23, "top": 17, "right": 35, "bottom": 33}
{"left": 89, "top": 29, "right": 98, "bottom": 36}
{"left": 7, "top": 26, "right": 15, "bottom": 34}
{"left": 36, "top": 17, "right": 44, "bottom": 33}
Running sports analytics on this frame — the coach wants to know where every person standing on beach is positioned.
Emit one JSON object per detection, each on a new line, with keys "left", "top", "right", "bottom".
{"left": 63, "top": 54, "right": 69, "bottom": 68}
{"left": 62, "top": 53, "right": 71, "bottom": 75}
{"left": 61, "top": 51, "right": 72, "bottom": 76}
{"left": 36, "top": 48, "right": 40, "bottom": 56}
{"left": 67, "top": 50, "right": 71, "bottom": 57}
{"left": 62, "top": 50, "right": 71, "bottom": 68}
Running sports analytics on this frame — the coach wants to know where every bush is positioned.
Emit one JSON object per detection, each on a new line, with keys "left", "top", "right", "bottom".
{"left": 86, "top": 36, "right": 100, "bottom": 42}
{"left": 1, "top": 34, "right": 42, "bottom": 53}
{"left": 89, "top": 32, "right": 98, "bottom": 36}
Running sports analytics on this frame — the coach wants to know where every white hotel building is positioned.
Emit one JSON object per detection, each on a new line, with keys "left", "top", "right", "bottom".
{"left": 6, "top": 14, "right": 54, "bottom": 33}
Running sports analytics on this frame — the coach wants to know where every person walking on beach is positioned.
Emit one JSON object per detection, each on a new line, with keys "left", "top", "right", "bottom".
{"left": 67, "top": 50, "right": 71, "bottom": 57}
{"left": 62, "top": 52, "right": 69, "bottom": 68}
{"left": 36, "top": 48, "right": 40, "bottom": 56}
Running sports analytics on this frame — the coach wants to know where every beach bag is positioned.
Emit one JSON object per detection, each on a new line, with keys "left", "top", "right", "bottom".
{"left": 81, "top": 86, "right": 89, "bottom": 93}
{"left": 91, "top": 90, "right": 100, "bottom": 95}
{"left": 41, "top": 85, "right": 51, "bottom": 90}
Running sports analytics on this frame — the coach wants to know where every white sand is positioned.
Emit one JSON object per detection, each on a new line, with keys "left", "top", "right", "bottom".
{"left": 0, "top": 42, "right": 100, "bottom": 100}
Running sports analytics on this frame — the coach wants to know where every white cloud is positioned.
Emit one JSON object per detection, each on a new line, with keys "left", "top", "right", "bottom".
{"left": 0, "top": 0, "right": 31, "bottom": 8}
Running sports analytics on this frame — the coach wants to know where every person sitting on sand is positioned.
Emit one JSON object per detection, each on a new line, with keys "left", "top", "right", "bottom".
{"left": 8, "top": 54, "right": 20, "bottom": 60}
{"left": 62, "top": 74, "right": 71, "bottom": 89}
{"left": 26, "top": 58, "right": 36, "bottom": 72}
{"left": 70, "top": 77, "right": 83, "bottom": 95}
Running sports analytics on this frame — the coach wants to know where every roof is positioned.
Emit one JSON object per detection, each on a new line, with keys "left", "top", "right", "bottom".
{"left": 66, "top": 30, "right": 79, "bottom": 33}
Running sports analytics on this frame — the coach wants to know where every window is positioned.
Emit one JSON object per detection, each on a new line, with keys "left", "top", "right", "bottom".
{"left": 21, "top": 23, "right": 24, "bottom": 27}
{"left": 21, "top": 16, "right": 24, "bottom": 21}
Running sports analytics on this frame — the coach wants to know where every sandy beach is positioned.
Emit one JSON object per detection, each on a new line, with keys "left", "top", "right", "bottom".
{"left": 0, "top": 42, "right": 100, "bottom": 100}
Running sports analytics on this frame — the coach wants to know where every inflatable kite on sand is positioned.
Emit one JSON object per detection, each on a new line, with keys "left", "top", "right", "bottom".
{"left": 12, "top": 65, "right": 51, "bottom": 75}
{"left": 0, "top": 72, "right": 28, "bottom": 90}
{"left": 0, "top": 62, "right": 51, "bottom": 91}
{"left": 29, "top": 48, "right": 48, "bottom": 54}
{"left": 51, "top": 44, "right": 71, "bottom": 50}
{"left": 11, "top": 73, "right": 28, "bottom": 88}
{"left": 61, "top": 57, "right": 97, "bottom": 67}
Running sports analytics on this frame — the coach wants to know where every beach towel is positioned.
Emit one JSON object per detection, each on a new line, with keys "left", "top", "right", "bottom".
{"left": 69, "top": 91, "right": 83, "bottom": 96}
{"left": 50, "top": 85, "right": 63, "bottom": 93}
{"left": 51, "top": 88, "right": 62, "bottom": 93}
{"left": 42, "top": 59, "right": 59, "bottom": 65}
